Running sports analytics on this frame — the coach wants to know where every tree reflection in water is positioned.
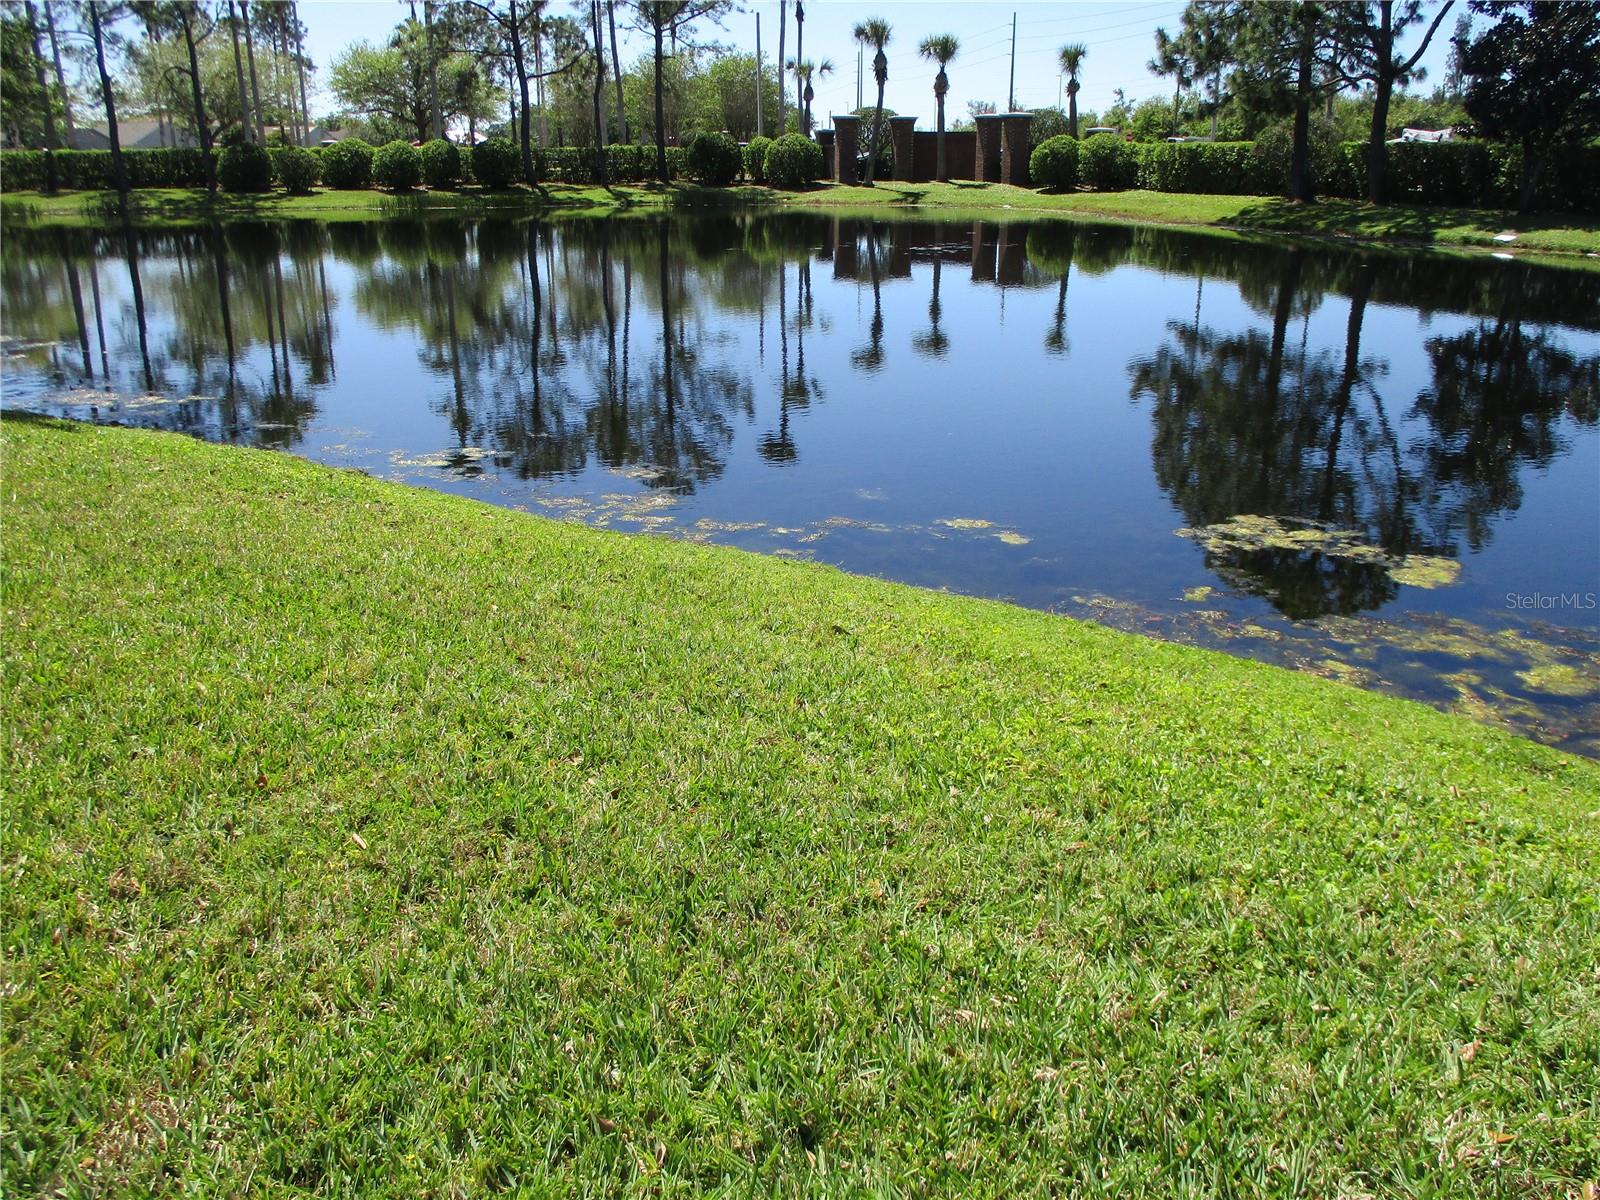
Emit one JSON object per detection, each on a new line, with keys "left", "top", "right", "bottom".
{"left": 4, "top": 212, "right": 1594, "bottom": 632}
{"left": 1130, "top": 244, "right": 1598, "bottom": 619}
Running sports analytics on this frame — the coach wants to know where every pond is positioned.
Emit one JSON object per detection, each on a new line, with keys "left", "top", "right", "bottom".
{"left": 3, "top": 213, "right": 1598, "bottom": 754}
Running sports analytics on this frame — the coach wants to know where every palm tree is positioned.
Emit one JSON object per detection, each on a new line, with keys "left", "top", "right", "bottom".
{"left": 918, "top": 34, "right": 958, "bottom": 182}
{"left": 1149, "top": 28, "right": 1193, "bottom": 137}
{"left": 1059, "top": 42, "right": 1086, "bottom": 138}
{"left": 789, "top": 58, "right": 833, "bottom": 137}
{"left": 853, "top": 17, "right": 891, "bottom": 185}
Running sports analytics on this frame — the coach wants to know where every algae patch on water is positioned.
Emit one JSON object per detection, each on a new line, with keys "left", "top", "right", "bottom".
{"left": 1178, "top": 514, "right": 1461, "bottom": 590}
{"left": 1517, "top": 663, "right": 1599, "bottom": 698}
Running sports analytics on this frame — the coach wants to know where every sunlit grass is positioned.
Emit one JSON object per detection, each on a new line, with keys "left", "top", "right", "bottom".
{"left": 4, "top": 416, "right": 1597, "bottom": 1195}
{"left": 3, "top": 181, "right": 1595, "bottom": 262}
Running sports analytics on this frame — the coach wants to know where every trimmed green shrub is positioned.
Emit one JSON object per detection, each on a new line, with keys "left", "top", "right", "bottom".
{"left": 418, "top": 139, "right": 461, "bottom": 189}
{"left": 1136, "top": 142, "right": 1278, "bottom": 195}
{"left": 744, "top": 135, "right": 773, "bottom": 184}
{"left": 372, "top": 140, "right": 422, "bottom": 190}
{"left": 1029, "top": 135, "right": 1080, "bottom": 190}
{"left": 218, "top": 141, "right": 272, "bottom": 193}
{"left": 1, "top": 150, "right": 48, "bottom": 190}
{"left": 321, "top": 138, "right": 373, "bottom": 189}
{"left": 531, "top": 144, "right": 678, "bottom": 184}
{"left": 1252, "top": 116, "right": 1344, "bottom": 197}
{"left": 272, "top": 146, "right": 318, "bottom": 194}
{"left": 1079, "top": 133, "right": 1139, "bottom": 191}
{"left": 763, "top": 134, "right": 825, "bottom": 189}
{"left": 685, "top": 131, "right": 742, "bottom": 186}
{"left": 471, "top": 137, "right": 523, "bottom": 188}
{"left": 0, "top": 148, "right": 212, "bottom": 191}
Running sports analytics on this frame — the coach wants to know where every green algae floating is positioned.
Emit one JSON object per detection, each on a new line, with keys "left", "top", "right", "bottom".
{"left": 1177, "top": 514, "right": 1462, "bottom": 590}
{"left": 1517, "top": 663, "right": 1599, "bottom": 698}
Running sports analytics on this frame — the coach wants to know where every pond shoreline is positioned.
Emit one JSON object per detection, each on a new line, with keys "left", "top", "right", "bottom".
{"left": 5, "top": 413, "right": 1598, "bottom": 1192}
{"left": 4, "top": 180, "right": 1597, "bottom": 267}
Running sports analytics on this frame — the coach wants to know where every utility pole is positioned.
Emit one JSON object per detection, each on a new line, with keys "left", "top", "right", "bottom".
{"left": 856, "top": 43, "right": 863, "bottom": 110}
{"left": 755, "top": 12, "right": 763, "bottom": 137}
{"left": 1007, "top": 12, "right": 1017, "bottom": 112}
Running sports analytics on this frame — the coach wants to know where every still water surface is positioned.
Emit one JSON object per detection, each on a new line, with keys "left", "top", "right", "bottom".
{"left": 4, "top": 215, "right": 1597, "bottom": 752}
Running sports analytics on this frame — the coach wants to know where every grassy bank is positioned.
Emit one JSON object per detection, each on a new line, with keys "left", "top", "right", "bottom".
{"left": 4, "top": 417, "right": 1597, "bottom": 1196}
{"left": 4, "top": 180, "right": 1596, "bottom": 261}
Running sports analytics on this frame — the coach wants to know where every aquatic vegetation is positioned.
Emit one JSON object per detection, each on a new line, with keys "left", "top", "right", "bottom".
{"left": 389, "top": 446, "right": 493, "bottom": 469}
{"left": 1178, "top": 514, "right": 1462, "bottom": 590}
{"left": 1517, "top": 663, "right": 1598, "bottom": 697}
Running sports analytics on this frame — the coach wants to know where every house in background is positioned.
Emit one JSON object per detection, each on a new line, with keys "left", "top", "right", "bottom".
{"left": 67, "top": 119, "right": 198, "bottom": 150}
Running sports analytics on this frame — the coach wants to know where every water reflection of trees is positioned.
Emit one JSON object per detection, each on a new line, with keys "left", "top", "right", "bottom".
{"left": 1130, "top": 246, "right": 1599, "bottom": 618}
{"left": 342, "top": 217, "right": 758, "bottom": 492}
{"left": 7, "top": 213, "right": 1594, "bottom": 573}
{"left": 3, "top": 224, "right": 330, "bottom": 446}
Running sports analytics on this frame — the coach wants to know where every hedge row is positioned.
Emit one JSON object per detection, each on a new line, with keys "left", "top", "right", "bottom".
{"left": 1, "top": 147, "right": 212, "bottom": 190}
{"left": 1123, "top": 138, "right": 1597, "bottom": 210}
{"left": 0, "top": 142, "right": 690, "bottom": 192}
{"left": 537, "top": 144, "right": 686, "bottom": 184}
{"left": 3, "top": 139, "right": 1594, "bottom": 210}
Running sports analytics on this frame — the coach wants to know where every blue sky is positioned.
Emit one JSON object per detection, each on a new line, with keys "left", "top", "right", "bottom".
{"left": 294, "top": 0, "right": 1461, "bottom": 129}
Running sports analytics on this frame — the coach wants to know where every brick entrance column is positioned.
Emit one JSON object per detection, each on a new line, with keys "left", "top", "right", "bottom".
{"left": 999, "top": 113, "right": 1034, "bottom": 186}
{"left": 973, "top": 114, "right": 1003, "bottom": 183}
{"left": 888, "top": 116, "right": 917, "bottom": 181}
{"left": 832, "top": 115, "right": 860, "bottom": 184}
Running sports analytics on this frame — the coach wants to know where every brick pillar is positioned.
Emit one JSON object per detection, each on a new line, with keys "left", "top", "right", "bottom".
{"left": 973, "top": 114, "right": 1003, "bottom": 183}
{"left": 999, "top": 113, "right": 1033, "bottom": 187}
{"left": 888, "top": 116, "right": 917, "bottom": 181}
{"left": 832, "top": 115, "right": 860, "bottom": 184}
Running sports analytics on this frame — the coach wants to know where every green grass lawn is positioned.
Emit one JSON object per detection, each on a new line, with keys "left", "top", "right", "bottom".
{"left": 3, "top": 417, "right": 1597, "bottom": 1197}
{"left": 4, "top": 180, "right": 1596, "bottom": 261}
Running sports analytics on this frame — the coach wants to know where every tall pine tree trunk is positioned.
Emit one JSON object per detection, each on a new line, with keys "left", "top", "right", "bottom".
{"left": 590, "top": 0, "right": 608, "bottom": 181}
{"left": 23, "top": 1, "right": 57, "bottom": 193}
{"left": 508, "top": 0, "right": 537, "bottom": 185}
{"left": 653, "top": 19, "right": 668, "bottom": 183}
{"left": 44, "top": 1, "right": 74, "bottom": 140}
{"left": 241, "top": 0, "right": 266, "bottom": 144}
{"left": 228, "top": 1, "right": 252, "bottom": 142}
{"left": 1288, "top": 4, "right": 1317, "bottom": 203}
{"left": 181, "top": 11, "right": 217, "bottom": 194}
{"left": 608, "top": 1, "right": 627, "bottom": 143}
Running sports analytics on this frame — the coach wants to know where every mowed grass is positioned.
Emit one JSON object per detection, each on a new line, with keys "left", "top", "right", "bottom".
{"left": 3, "top": 417, "right": 1598, "bottom": 1197}
{"left": 4, "top": 181, "right": 1596, "bottom": 261}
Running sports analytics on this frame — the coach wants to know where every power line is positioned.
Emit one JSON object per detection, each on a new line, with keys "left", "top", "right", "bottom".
{"left": 1014, "top": 8, "right": 1186, "bottom": 47}
{"left": 1017, "top": 2, "right": 1177, "bottom": 32}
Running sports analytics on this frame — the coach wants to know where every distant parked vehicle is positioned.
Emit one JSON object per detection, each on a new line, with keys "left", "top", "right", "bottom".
{"left": 1165, "top": 135, "right": 1213, "bottom": 143}
{"left": 1389, "top": 127, "right": 1455, "bottom": 144}
{"left": 1083, "top": 126, "right": 1120, "bottom": 137}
